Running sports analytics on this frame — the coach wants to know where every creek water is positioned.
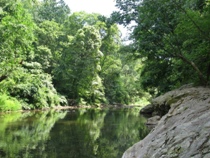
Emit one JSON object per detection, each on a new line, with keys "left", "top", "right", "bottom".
{"left": 0, "top": 108, "right": 149, "bottom": 158}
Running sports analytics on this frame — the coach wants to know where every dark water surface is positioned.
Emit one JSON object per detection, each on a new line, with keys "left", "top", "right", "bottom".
{"left": 0, "top": 108, "right": 149, "bottom": 158}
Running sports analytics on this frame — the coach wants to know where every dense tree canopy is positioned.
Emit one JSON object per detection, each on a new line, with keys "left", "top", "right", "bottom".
{"left": 113, "top": 0, "right": 210, "bottom": 95}
{"left": 0, "top": 0, "right": 149, "bottom": 111}
{"left": 2, "top": 0, "right": 207, "bottom": 110}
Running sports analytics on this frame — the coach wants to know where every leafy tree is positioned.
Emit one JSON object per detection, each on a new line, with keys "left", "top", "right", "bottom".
{"left": 97, "top": 16, "right": 127, "bottom": 104}
{"left": 0, "top": 1, "right": 66, "bottom": 110}
{"left": 0, "top": 0, "right": 150, "bottom": 109}
{"left": 34, "top": 20, "right": 63, "bottom": 73}
{"left": 54, "top": 11, "right": 145, "bottom": 105}
{"left": 55, "top": 26, "right": 105, "bottom": 105}
{"left": 37, "top": 0, "right": 70, "bottom": 23}
{"left": 63, "top": 12, "right": 100, "bottom": 36}
{"left": 174, "top": 1, "right": 210, "bottom": 84}
{"left": 98, "top": 15, "right": 149, "bottom": 104}
{"left": 0, "top": 1, "right": 35, "bottom": 79}
{"left": 113, "top": 0, "right": 210, "bottom": 95}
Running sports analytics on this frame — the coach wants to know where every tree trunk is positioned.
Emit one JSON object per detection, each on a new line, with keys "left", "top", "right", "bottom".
{"left": 177, "top": 54, "right": 207, "bottom": 86}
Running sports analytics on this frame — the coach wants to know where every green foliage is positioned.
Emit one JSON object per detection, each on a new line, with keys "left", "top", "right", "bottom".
{"left": 99, "top": 17, "right": 133, "bottom": 104}
{"left": 0, "top": 1, "right": 35, "bottom": 73}
{"left": 0, "top": 0, "right": 68, "bottom": 110}
{"left": 36, "top": 0, "right": 70, "bottom": 24}
{"left": 174, "top": 4, "right": 210, "bottom": 84}
{"left": 0, "top": 93, "right": 22, "bottom": 111}
{"left": 0, "top": 63, "right": 67, "bottom": 109}
{"left": 55, "top": 25, "right": 106, "bottom": 105}
{"left": 114, "top": 0, "right": 210, "bottom": 95}
{"left": 0, "top": 0, "right": 149, "bottom": 109}
{"left": 34, "top": 20, "right": 63, "bottom": 73}
{"left": 63, "top": 12, "right": 100, "bottom": 36}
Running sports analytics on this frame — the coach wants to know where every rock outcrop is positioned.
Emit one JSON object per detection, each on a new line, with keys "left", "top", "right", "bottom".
{"left": 122, "top": 86, "right": 210, "bottom": 158}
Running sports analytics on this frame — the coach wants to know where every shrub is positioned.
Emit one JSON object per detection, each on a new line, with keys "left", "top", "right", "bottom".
{"left": 0, "top": 63, "right": 67, "bottom": 110}
{"left": 0, "top": 94, "right": 22, "bottom": 111}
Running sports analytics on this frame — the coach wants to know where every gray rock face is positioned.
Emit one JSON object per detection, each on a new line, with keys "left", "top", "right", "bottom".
{"left": 146, "top": 115, "right": 161, "bottom": 125}
{"left": 122, "top": 87, "right": 210, "bottom": 158}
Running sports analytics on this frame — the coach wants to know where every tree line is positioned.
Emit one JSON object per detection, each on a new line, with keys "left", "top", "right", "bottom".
{"left": 1, "top": 0, "right": 209, "bottom": 111}
{"left": 0, "top": 0, "right": 147, "bottom": 111}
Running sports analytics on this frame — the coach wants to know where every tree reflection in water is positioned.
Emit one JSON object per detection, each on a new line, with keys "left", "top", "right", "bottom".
{"left": 0, "top": 108, "right": 149, "bottom": 158}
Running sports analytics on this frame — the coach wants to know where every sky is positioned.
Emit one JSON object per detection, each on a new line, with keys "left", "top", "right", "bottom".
{"left": 64, "top": 0, "right": 117, "bottom": 17}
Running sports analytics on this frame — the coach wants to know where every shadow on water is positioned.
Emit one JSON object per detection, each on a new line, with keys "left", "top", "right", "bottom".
{"left": 0, "top": 108, "right": 150, "bottom": 158}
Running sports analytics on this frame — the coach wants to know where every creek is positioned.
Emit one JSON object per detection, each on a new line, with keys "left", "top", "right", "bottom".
{"left": 0, "top": 108, "right": 149, "bottom": 158}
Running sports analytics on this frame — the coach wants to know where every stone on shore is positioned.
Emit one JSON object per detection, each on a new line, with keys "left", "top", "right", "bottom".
{"left": 122, "top": 86, "right": 210, "bottom": 158}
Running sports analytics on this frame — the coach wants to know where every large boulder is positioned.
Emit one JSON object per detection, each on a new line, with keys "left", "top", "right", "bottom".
{"left": 122, "top": 86, "right": 210, "bottom": 158}
{"left": 140, "top": 84, "right": 194, "bottom": 117}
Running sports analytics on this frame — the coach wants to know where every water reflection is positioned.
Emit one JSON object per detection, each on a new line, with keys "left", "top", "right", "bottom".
{"left": 0, "top": 108, "right": 149, "bottom": 158}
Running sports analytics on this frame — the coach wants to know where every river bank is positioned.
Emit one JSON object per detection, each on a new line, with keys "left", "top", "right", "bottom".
{"left": 0, "top": 103, "right": 144, "bottom": 115}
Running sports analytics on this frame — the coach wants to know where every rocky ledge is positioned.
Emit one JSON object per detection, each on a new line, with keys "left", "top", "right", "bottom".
{"left": 122, "top": 86, "right": 210, "bottom": 158}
